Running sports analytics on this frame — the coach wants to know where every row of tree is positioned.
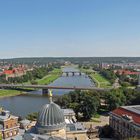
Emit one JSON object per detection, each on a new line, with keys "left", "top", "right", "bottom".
{"left": 24, "top": 88, "right": 140, "bottom": 122}
{"left": 55, "top": 90, "right": 100, "bottom": 120}
{"left": 100, "top": 69, "right": 117, "bottom": 84}
{"left": 55, "top": 88, "right": 140, "bottom": 121}
{"left": 0, "top": 65, "right": 59, "bottom": 84}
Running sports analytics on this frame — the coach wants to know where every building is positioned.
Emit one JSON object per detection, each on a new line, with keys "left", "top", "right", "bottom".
{"left": 0, "top": 108, "right": 19, "bottom": 139}
{"left": 0, "top": 64, "right": 28, "bottom": 80}
{"left": 23, "top": 90, "right": 88, "bottom": 140}
{"left": 20, "top": 119, "right": 31, "bottom": 130}
{"left": 63, "top": 109, "right": 77, "bottom": 123}
{"left": 109, "top": 105, "right": 140, "bottom": 139}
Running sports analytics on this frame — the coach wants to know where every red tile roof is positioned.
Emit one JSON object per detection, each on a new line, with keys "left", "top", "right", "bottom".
{"left": 116, "top": 70, "right": 140, "bottom": 75}
{"left": 3, "top": 70, "right": 14, "bottom": 75}
{"left": 112, "top": 107, "right": 140, "bottom": 125}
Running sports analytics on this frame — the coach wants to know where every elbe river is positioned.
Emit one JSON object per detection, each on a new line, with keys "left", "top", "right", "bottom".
{"left": 0, "top": 67, "right": 95, "bottom": 117}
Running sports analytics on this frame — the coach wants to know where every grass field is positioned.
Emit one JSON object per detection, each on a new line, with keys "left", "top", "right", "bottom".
{"left": 90, "top": 73, "right": 111, "bottom": 88}
{"left": 0, "top": 69, "right": 61, "bottom": 98}
{"left": 0, "top": 89, "right": 24, "bottom": 98}
{"left": 93, "top": 73, "right": 110, "bottom": 83}
{"left": 81, "top": 68, "right": 111, "bottom": 88}
{"left": 80, "top": 68, "right": 95, "bottom": 74}
{"left": 36, "top": 69, "right": 61, "bottom": 85}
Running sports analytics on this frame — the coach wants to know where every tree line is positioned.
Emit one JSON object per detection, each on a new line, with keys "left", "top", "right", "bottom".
{"left": 0, "top": 64, "right": 60, "bottom": 84}
{"left": 24, "top": 87, "right": 140, "bottom": 121}
{"left": 1, "top": 57, "right": 140, "bottom": 66}
{"left": 55, "top": 88, "right": 140, "bottom": 121}
{"left": 100, "top": 69, "right": 117, "bottom": 84}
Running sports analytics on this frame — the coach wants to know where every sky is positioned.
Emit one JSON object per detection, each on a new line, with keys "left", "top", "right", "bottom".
{"left": 0, "top": 0, "right": 140, "bottom": 58}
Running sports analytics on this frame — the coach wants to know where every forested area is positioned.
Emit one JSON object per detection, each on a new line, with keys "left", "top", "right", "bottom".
{"left": 1, "top": 57, "right": 140, "bottom": 65}
{"left": 55, "top": 88, "right": 140, "bottom": 121}
{"left": 25, "top": 85, "right": 140, "bottom": 121}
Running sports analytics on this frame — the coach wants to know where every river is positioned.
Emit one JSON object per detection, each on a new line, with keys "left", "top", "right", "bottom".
{"left": 0, "top": 67, "right": 95, "bottom": 117}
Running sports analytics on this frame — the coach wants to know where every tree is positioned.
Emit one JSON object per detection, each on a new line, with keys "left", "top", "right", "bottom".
{"left": 130, "top": 90, "right": 140, "bottom": 105}
{"left": 105, "top": 89, "right": 126, "bottom": 111}
{"left": 100, "top": 69, "right": 116, "bottom": 84}
{"left": 77, "top": 91, "right": 100, "bottom": 120}
{"left": 99, "top": 125, "right": 114, "bottom": 138}
{"left": 31, "top": 80, "right": 38, "bottom": 85}
{"left": 26, "top": 112, "right": 38, "bottom": 121}
{"left": 55, "top": 90, "right": 100, "bottom": 120}
{"left": 55, "top": 94, "right": 71, "bottom": 108}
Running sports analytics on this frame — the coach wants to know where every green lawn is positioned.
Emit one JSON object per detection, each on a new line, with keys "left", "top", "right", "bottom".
{"left": 0, "top": 69, "right": 61, "bottom": 98}
{"left": 81, "top": 68, "right": 111, "bottom": 88}
{"left": 90, "top": 73, "right": 111, "bottom": 88}
{"left": 36, "top": 69, "right": 61, "bottom": 85}
{"left": 0, "top": 89, "right": 24, "bottom": 98}
{"left": 24, "top": 69, "right": 61, "bottom": 85}
{"left": 80, "top": 68, "right": 95, "bottom": 74}
{"left": 93, "top": 73, "right": 109, "bottom": 83}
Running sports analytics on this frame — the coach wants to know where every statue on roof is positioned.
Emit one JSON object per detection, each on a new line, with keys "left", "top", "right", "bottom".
{"left": 48, "top": 89, "right": 53, "bottom": 103}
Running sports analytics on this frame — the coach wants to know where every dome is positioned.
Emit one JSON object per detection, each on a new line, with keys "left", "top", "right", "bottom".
{"left": 36, "top": 102, "right": 66, "bottom": 132}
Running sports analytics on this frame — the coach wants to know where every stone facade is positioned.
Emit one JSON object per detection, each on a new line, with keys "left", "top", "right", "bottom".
{"left": 63, "top": 109, "right": 77, "bottom": 123}
{"left": 0, "top": 109, "right": 19, "bottom": 139}
{"left": 110, "top": 105, "right": 140, "bottom": 139}
{"left": 67, "top": 131, "right": 88, "bottom": 140}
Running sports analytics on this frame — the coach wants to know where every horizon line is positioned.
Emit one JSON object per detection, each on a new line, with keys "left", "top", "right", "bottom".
{"left": 0, "top": 56, "right": 140, "bottom": 59}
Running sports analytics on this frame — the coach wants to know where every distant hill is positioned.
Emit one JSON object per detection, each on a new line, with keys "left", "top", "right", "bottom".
{"left": 0, "top": 57, "right": 140, "bottom": 65}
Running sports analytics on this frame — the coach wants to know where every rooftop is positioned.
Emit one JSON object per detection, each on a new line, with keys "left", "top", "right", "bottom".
{"left": 23, "top": 133, "right": 66, "bottom": 140}
{"left": 111, "top": 105, "right": 140, "bottom": 125}
{"left": 0, "top": 109, "right": 18, "bottom": 121}
{"left": 66, "top": 123, "right": 86, "bottom": 132}
{"left": 122, "top": 105, "right": 140, "bottom": 115}
{"left": 62, "top": 109, "right": 75, "bottom": 116}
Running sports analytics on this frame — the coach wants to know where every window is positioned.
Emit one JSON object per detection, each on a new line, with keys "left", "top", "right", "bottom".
{"left": 127, "top": 124, "right": 129, "bottom": 129}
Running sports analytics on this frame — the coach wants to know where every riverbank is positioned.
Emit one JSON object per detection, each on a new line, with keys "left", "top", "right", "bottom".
{"left": 0, "top": 66, "right": 97, "bottom": 117}
{"left": 81, "top": 68, "right": 111, "bottom": 88}
{"left": 36, "top": 68, "right": 61, "bottom": 85}
{"left": 0, "top": 89, "right": 26, "bottom": 98}
{"left": 0, "top": 69, "right": 61, "bottom": 98}
{"left": 89, "top": 73, "right": 111, "bottom": 88}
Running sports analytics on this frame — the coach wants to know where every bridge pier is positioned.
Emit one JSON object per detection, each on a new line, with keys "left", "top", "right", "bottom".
{"left": 63, "top": 71, "right": 82, "bottom": 76}
{"left": 72, "top": 72, "right": 75, "bottom": 76}
{"left": 42, "top": 89, "right": 49, "bottom": 96}
{"left": 66, "top": 72, "right": 69, "bottom": 76}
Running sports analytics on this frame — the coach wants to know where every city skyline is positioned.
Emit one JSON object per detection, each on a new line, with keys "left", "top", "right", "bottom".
{"left": 0, "top": 0, "right": 140, "bottom": 58}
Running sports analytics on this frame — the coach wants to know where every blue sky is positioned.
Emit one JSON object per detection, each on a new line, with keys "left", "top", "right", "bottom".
{"left": 0, "top": 0, "right": 140, "bottom": 58}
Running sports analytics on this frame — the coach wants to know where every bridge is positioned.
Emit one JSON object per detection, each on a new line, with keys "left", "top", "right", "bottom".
{"left": 49, "top": 71, "right": 82, "bottom": 76}
{"left": 0, "top": 84, "right": 110, "bottom": 95}
{"left": 62, "top": 71, "right": 82, "bottom": 76}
